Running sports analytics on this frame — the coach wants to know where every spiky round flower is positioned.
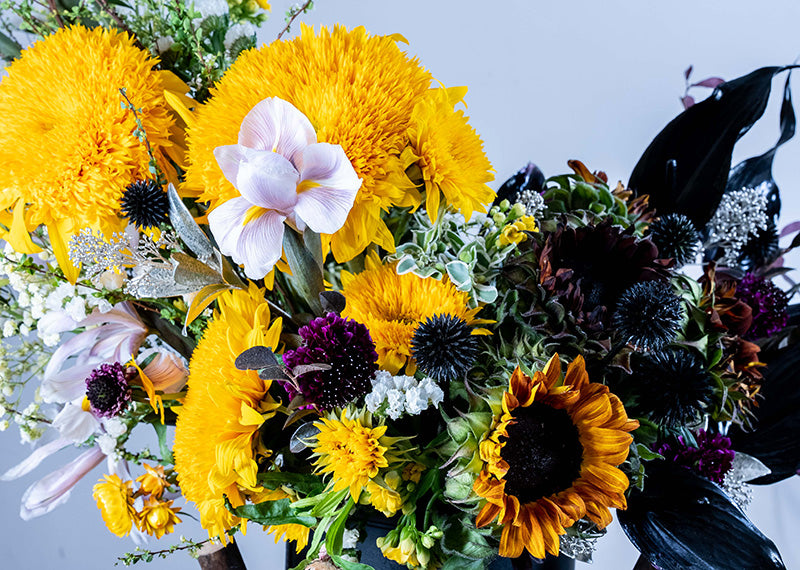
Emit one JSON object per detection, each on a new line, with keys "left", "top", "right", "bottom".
{"left": 736, "top": 273, "right": 789, "bottom": 340}
{"left": 647, "top": 213, "right": 699, "bottom": 268}
{"left": 410, "top": 314, "right": 479, "bottom": 381}
{"left": 738, "top": 220, "right": 780, "bottom": 271}
{"left": 536, "top": 222, "right": 672, "bottom": 333}
{"left": 0, "top": 25, "right": 185, "bottom": 281}
{"left": 85, "top": 362, "right": 132, "bottom": 418}
{"left": 630, "top": 348, "right": 715, "bottom": 428}
{"left": 341, "top": 252, "right": 489, "bottom": 374}
{"left": 612, "top": 281, "right": 683, "bottom": 350}
{"left": 655, "top": 430, "right": 734, "bottom": 485}
{"left": 93, "top": 474, "right": 136, "bottom": 537}
{"left": 282, "top": 312, "right": 378, "bottom": 410}
{"left": 474, "top": 355, "right": 638, "bottom": 559}
{"left": 119, "top": 180, "right": 169, "bottom": 228}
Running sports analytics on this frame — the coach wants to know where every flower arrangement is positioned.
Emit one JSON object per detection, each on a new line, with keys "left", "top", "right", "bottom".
{"left": 0, "top": 3, "right": 798, "bottom": 570}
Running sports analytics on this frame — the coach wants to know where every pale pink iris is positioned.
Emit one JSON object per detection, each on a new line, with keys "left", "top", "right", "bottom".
{"left": 209, "top": 97, "right": 362, "bottom": 279}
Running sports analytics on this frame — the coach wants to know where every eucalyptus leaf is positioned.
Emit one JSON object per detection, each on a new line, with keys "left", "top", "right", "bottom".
{"left": 171, "top": 252, "right": 224, "bottom": 289}
{"left": 619, "top": 462, "right": 784, "bottom": 570}
{"left": 167, "top": 183, "right": 215, "bottom": 262}
{"left": 234, "top": 346, "right": 279, "bottom": 371}
{"left": 289, "top": 422, "right": 321, "bottom": 454}
{"left": 283, "top": 228, "right": 324, "bottom": 316}
{"left": 293, "top": 363, "right": 332, "bottom": 376}
{"left": 320, "top": 290, "right": 347, "bottom": 314}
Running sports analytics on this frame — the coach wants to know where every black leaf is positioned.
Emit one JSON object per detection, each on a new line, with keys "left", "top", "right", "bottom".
{"left": 629, "top": 66, "right": 794, "bottom": 228}
{"left": 619, "top": 462, "right": 785, "bottom": 570}
{"left": 493, "top": 162, "right": 546, "bottom": 207}
{"left": 234, "top": 345, "right": 279, "bottom": 371}
{"left": 729, "top": 340, "right": 800, "bottom": 484}
{"left": 320, "top": 290, "right": 347, "bottom": 314}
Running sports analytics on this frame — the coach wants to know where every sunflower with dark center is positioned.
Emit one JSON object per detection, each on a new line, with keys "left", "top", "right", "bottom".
{"left": 474, "top": 354, "right": 638, "bottom": 559}
{"left": 282, "top": 312, "right": 378, "bottom": 410}
{"left": 411, "top": 314, "right": 479, "bottom": 381}
{"left": 629, "top": 347, "right": 715, "bottom": 428}
{"left": 85, "top": 362, "right": 132, "bottom": 417}
{"left": 612, "top": 281, "right": 683, "bottom": 351}
{"left": 535, "top": 221, "right": 672, "bottom": 334}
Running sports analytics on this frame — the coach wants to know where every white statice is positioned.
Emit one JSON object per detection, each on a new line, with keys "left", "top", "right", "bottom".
{"left": 706, "top": 184, "right": 769, "bottom": 267}
{"left": 365, "top": 371, "right": 445, "bottom": 420}
{"left": 63, "top": 296, "right": 87, "bottom": 323}
{"left": 342, "top": 528, "right": 360, "bottom": 550}
{"left": 97, "top": 433, "right": 119, "bottom": 458}
{"left": 103, "top": 417, "right": 128, "bottom": 438}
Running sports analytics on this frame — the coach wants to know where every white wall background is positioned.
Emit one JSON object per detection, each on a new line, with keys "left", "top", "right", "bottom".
{"left": 1, "top": 1, "right": 799, "bottom": 568}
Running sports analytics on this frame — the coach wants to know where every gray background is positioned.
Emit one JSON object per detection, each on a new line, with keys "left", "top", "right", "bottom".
{"left": 2, "top": 0, "right": 800, "bottom": 568}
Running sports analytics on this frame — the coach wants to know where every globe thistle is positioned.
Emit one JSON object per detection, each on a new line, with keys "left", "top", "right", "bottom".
{"left": 647, "top": 213, "right": 699, "bottom": 268}
{"left": 736, "top": 273, "right": 789, "bottom": 340}
{"left": 282, "top": 313, "right": 378, "bottom": 410}
{"left": 85, "top": 362, "right": 132, "bottom": 418}
{"left": 738, "top": 220, "right": 780, "bottom": 272}
{"left": 613, "top": 281, "right": 683, "bottom": 350}
{"left": 410, "top": 314, "right": 479, "bottom": 382}
{"left": 655, "top": 430, "right": 734, "bottom": 484}
{"left": 630, "top": 348, "right": 715, "bottom": 428}
{"left": 119, "top": 179, "right": 169, "bottom": 228}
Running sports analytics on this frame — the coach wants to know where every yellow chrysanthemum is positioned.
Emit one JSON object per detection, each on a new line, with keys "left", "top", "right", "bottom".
{"left": 93, "top": 474, "right": 137, "bottom": 537}
{"left": 341, "top": 252, "right": 489, "bottom": 374}
{"left": 173, "top": 283, "right": 282, "bottom": 540}
{"left": 137, "top": 496, "right": 182, "bottom": 539}
{"left": 0, "top": 25, "right": 188, "bottom": 282}
{"left": 497, "top": 216, "right": 539, "bottom": 248}
{"left": 404, "top": 87, "right": 495, "bottom": 222}
{"left": 312, "top": 409, "right": 403, "bottom": 501}
{"left": 185, "top": 24, "right": 491, "bottom": 262}
{"left": 473, "top": 355, "right": 639, "bottom": 559}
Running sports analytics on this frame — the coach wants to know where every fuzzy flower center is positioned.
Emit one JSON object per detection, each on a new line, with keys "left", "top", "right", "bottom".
{"left": 86, "top": 362, "right": 132, "bottom": 418}
{"left": 500, "top": 402, "right": 583, "bottom": 503}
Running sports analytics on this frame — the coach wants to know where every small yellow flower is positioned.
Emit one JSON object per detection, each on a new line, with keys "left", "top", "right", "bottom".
{"left": 366, "top": 480, "right": 403, "bottom": 517}
{"left": 93, "top": 474, "right": 136, "bottom": 537}
{"left": 137, "top": 496, "right": 182, "bottom": 539}
{"left": 402, "top": 463, "right": 426, "bottom": 484}
{"left": 496, "top": 215, "right": 538, "bottom": 247}
{"left": 136, "top": 464, "right": 168, "bottom": 498}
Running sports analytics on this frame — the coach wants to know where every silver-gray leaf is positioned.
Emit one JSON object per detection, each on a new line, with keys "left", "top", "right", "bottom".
{"left": 167, "top": 183, "right": 215, "bottom": 262}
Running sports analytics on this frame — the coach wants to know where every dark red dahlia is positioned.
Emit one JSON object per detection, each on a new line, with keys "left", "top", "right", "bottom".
{"left": 736, "top": 273, "right": 789, "bottom": 340}
{"left": 282, "top": 313, "right": 378, "bottom": 410}
{"left": 656, "top": 429, "right": 735, "bottom": 484}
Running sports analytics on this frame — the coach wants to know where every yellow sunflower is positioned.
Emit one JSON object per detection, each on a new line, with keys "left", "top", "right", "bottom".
{"left": 341, "top": 252, "right": 489, "bottom": 374}
{"left": 183, "top": 24, "right": 493, "bottom": 262}
{"left": 0, "top": 25, "right": 188, "bottom": 282}
{"left": 93, "top": 474, "right": 137, "bottom": 537}
{"left": 312, "top": 408, "right": 405, "bottom": 502}
{"left": 403, "top": 87, "right": 495, "bottom": 222}
{"left": 173, "top": 283, "right": 282, "bottom": 541}
{"left": 474, "top": 354, "right": 638, "bottom": 559}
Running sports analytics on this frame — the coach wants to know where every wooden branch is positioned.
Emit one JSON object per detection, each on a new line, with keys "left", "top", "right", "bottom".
{"left": 197, "top": 541, "right": 247, "bottom": 570}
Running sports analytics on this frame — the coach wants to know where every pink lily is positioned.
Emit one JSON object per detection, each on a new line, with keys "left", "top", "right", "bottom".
{"left": 209, "top": 97, "right": 362, "bottom": 279}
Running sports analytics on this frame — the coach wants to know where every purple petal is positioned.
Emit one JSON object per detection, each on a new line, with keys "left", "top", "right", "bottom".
{"left": 213, "top": 144, "right": 248, "bottom": 187}
{"left": 235, "top": 149, "right": 300, "bottom": 212}
{"left": 0, "top": 437, "right": 73, "bottom": 481}
{"left": 295, "top": 143, "right": 362, "bottom": 234}
{"left": 692, "top": 77, "right": 725, "bottom": 88}
{"left": 238, "top": 209, "right": 287, "bottom": 279}
{"left": 238, "top": 97, "right": 316, "bottom": 164}
{"left": 207, "top": 197, "right": 251, "bottom": 261}
{"left": 20, "top": 446, "right": 104, "bottom": 520}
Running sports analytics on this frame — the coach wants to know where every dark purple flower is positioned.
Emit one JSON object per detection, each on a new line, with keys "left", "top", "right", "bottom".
{"left": 656, "top": 429, "right": 735, "bottom": 484}
{"left": 283, "top": 313, "right": 378, "bottom": 410}
{"left": 85, "top": 362, "right": 132, "bottom": 418}
{"left": 736, "top": 273, "right": 788, "bottom": 340}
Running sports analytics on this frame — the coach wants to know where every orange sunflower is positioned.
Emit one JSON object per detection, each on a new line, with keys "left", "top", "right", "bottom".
{"left": 474, "top": 354, "right": 638, "bottom": 559}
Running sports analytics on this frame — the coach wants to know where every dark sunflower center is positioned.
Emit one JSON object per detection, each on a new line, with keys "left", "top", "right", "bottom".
{"left": 499, "top": 402, "right": 583, "bottom": 503}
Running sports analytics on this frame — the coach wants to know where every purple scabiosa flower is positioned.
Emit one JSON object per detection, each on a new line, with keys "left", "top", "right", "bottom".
{"left": 283, "top": 312, "right": 378, "bottom": 410}
{"left": 736, "top": 273, "right": 789, "bottom": 340}
{"left": 85, "top": 363, "right": 132, "bottom": 418}
{"left": 656, "top": 429, "right": 735, "bottom": 484}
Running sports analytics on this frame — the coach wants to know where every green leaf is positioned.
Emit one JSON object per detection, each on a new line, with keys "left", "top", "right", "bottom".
{"left": 310, "top": 488, "right": 348, "bottom": 517}
{"left": 636, "top": 443, "right": 663, "bottom": 462}
{"left": 229, "top": 498, "right": 316, "bottom": 527}
{"left": 441, "top": 521, "right": 494, "bottom": 561}
{"left": 152, "top": 421, "right": 173, "bottom": 463}
{"left": 0, "top": 31, "right": 22, "bottom": 62}
{"left": 445, "top": 260, "right": 471, "bottom": 289}
{"left": 325, "top": 497, "right": 355, "bottom": 556}
{"left": 330, "top": 554, "right": 374, "bottom": 570}
{"left": 440, "top": 556, "right": 487, "bottom": 570}
{"left": 283, "top": 229, "right": 324, "bottom": 316}
{"left": 257, "top": 472, "right": 325, "bottom": 496}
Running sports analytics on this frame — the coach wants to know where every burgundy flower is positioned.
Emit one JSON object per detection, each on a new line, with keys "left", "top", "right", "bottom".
{"left": 736, "top": 273, "right": 789, "bottom": 340}
{"left": 656, "top": 429, "right": 735, "bottom": 485}
{"left": 85, "top": 362, "right": 132, "bottom": 418}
